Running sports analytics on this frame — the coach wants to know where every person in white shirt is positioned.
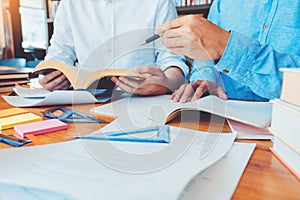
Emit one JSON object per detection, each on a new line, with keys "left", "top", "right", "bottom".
{"left": 39, "top": 0, "right": 189, "bottom": 96}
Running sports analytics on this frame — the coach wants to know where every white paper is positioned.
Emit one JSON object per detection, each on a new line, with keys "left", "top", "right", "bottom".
{"left": 180, "top": 142, "right": 256, "bottom": 200}
{"left": 91, "top": 95, "right": 272, "bottom": 129}
{"left": 2, "top": 90, "right": 99, "bottom": 107}
{"left": 0, "top": 126, "right": 236, "bottom": 200}
{"left": 13, "top": 86, "right": 51, "bottom": 97}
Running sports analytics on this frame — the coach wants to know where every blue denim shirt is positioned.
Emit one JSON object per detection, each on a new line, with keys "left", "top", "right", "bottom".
{"left": 193, "top": 0, "right": 300, "bottom": 101}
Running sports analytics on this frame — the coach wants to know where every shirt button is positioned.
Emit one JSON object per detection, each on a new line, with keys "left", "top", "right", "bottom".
{"left": 263, "top": 24, "right": 269, "bottom": 29}
{"left": 222, "top": 69, "right": 229, "bottom": 74}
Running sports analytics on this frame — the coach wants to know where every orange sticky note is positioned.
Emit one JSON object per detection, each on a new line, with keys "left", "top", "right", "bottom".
{"left": 0, "top": 108, "right": 29, "bottom": 118}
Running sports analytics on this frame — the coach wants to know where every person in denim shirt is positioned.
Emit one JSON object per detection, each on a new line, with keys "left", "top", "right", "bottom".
{"left": 157, "top": 0, "right": 300, "bottom": 102}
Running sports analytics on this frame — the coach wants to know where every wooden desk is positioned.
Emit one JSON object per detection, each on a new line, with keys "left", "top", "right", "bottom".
{"left": 0, "top": 96, "right": 299, "bottom": 199}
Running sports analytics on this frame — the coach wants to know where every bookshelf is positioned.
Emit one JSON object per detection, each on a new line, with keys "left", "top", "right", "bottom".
{"left": 176, "top": 4, "right": 211, "bottom": 17}
{"left": 175, "top": 1, "right": 212, "bottom": 17}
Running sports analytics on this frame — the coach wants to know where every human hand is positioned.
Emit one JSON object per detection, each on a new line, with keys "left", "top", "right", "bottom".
{"left": 170, "top": 80, "right": 227, "bottom": 103}
{"left": 156, "top": 15, "right": 230, "bottom": 61}
{"left": 111, "top": 66, "right": 184, "bottom": 96}
{"left": 38, "top": 70, "right": 71, "bottom": 91}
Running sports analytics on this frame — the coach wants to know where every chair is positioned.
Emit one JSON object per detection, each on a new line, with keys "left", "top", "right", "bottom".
{"left": 0, "top": 58, "right": 27, "bottom": 68}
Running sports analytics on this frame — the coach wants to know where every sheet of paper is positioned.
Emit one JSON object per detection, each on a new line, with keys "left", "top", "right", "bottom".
{"left": 0, "top": 141, "right": 254, "bottom": 200}
{"left": 2, "top": 90, "right": 100, "bottom": 107}
{"left": 179, "top": 142, "right": 256, "bottom": 200}
{"left": 13, "top": 86, "right": 51, "bottom": 97}
{"left": 0, "top": 125, "right": 236, "bottom": 200}
{"left": 0, "top": 182, "right": 74, "bottom": 200}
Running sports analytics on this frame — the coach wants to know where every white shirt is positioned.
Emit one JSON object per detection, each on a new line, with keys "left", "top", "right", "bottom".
{"left": 45, "top": 0, "right": 189, "bottom": 76}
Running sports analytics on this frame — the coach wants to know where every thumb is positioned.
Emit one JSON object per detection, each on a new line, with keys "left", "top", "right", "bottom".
{"left": 135, "top": 66, "right": 164, "bottom": 76}
{"left": 216, "top": 87, "right": 228, "bottom": 100}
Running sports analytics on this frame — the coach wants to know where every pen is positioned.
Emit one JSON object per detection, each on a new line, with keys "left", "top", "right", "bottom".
{"left": 140, "top": 34, "right": 160, "bottom": 46}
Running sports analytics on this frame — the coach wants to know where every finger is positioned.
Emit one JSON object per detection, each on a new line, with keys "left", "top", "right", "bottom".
{"left": 156, "top": 17, "right": 186, "bottom": 35}
{"left": 118, "top": 76, "right": 140, "bottom": 89}
{"left": 170, "top": 84, "right": 186, "bottom": 102}
{"left": 179, "top": 84, "right": 195, "bottom": 103}
{"left": 52, "top": 79, "right": 70, "bottom": 91}
{"left": 163, "top": 30, "right": 182, "bottom": 38}
{"left": 135, "top": 66, "right": 164, "bottom": 77}
{"left": 39, "top": 70, "right": 62, "bottom": 85}
{"left": 191, "top": 81, "right": 208, "bottom": 101}
{"left": 111, "top": 77, "right": 137, "bottom": 94}
{"left": 216, "top": 87, "right": 228, "bottom": 100}
{"left": 43, "top": 74, "right": 68, "bottom": 91}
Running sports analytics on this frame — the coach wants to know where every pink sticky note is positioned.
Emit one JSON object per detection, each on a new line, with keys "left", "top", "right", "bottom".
{"left": 14, "top": 119, "right": 68, "bottom": 139}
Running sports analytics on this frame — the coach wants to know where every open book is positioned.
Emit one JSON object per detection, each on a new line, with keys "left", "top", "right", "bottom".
{"left": 33, "top": 60, "right": 146, "bottom": 89}
{"left": 91, "top": 95, "right": 273, "bottom": 129}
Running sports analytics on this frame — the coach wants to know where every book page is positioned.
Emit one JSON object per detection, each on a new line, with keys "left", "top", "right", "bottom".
{"left": 91, "top": 95, "right": 272, "bottom": 129}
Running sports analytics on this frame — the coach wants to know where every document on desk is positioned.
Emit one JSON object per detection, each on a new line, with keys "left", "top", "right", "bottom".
{"left": 0, "top": 125, "right": 236, "bottom": 200}
{"left": 180, "top": 142, "right": 256, "bottom": 200}
{"left": 2, "top": 90, "right": 100, "bottom": 107}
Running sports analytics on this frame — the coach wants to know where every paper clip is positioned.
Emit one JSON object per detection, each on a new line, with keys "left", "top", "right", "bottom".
{"left": 42, "top": 107, "right": 109, "bottom": 124}
{"left": 0, "top": 133, "right": 31, "bottom": 147}
{"left": 69, "top": 125, "right": 170, "bottom": 143}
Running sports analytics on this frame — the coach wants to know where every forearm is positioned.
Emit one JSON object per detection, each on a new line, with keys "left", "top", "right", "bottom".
{"left": 164, "top": 67, "right": 186, "bottom": 91}
{"left": 215, "top": 31, "right": 300, "bottom": 99}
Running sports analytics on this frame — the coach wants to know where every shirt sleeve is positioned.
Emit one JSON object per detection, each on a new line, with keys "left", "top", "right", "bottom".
{"left": 208, "top": 0, "right": 300, "bottom": 100}
{"left": 215, "top": 30, "right": 300, "bottom": 99}
{"left": 45, "top": 1, "right": 77, "bottom": 66}
{"left": 154, "top": 0, "right": 190, "bottom": 79}
{"left": 190, "top": 60, "right": 224, "bottom": 87}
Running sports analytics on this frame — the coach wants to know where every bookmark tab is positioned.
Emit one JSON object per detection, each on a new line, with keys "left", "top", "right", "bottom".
{"left": 0, "top": 113, "right": 42, "bottom": 130}
{"left": 14, "top": 119, "right": 68, "bottom": 139}
{"left": 0, "top": 108, "right": 28, "bottom": 118}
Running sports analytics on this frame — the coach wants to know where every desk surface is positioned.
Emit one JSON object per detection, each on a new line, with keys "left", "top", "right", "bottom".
{"left": 0, "top": 96, "right": 299, "bottom": 199}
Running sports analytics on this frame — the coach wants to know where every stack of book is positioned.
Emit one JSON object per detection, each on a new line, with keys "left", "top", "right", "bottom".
{"left": 0, "top": 66, "right": 35, "bottom": 93}
{"left": 269, "top": 68, "right": 300, "bottom": 180}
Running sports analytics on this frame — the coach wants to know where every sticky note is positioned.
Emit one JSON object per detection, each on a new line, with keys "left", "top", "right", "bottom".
{"left": 0, "top": 113, "right": 42, "bottom": 130}
{"left": 14, "top": 119, "right": 68, "bottom": 139}
{"left": 0, "top": 108, "right": 29, "bottom": 118}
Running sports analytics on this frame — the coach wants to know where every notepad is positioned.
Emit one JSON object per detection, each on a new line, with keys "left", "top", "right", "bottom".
{"left": 0, "top": 113, "right": 42, "bottom": 130}
{"left": 14, "top": 119, "right": 68, "bottom": 139}
{"left": 0, "top": 108, "right": 29, "bottom": 118}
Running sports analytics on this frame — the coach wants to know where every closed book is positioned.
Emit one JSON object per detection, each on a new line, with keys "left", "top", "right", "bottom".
{"left": 227, "top": 119, "right": 273, "bottom": 140}
{"left": 0, "top": 66, "right": 35, "bottom": 80}
{"left": 270, "top": 136, "right": 300, "bottom": 180}
{"left": 280, "top": 68, "right": 300, "bottom": 107}
{"left": 0, "top": 108, "right": 29, "bottom": 118}
{"left": 0, "top": 113, "right": 42, "bottom": 130}
{"left": 269, "top": 99, "right": 300, "bottom": 154}
{"left": 14, "top": 119, "right": 68, "bottom": 139}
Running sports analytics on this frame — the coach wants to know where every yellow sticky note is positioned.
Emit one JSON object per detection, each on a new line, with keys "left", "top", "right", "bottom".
{"left": 0, "top": 108, "right": 29, "bottom": 118}
{"left": 0, "top": 113, "right": 42, "bottom": 130}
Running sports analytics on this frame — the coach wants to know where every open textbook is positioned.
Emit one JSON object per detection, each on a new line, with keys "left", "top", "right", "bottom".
{"left": 91, "top": 95, "right": 273, "bottom": 129}
{"left": 33, "top": 60, "right": 146, "bottom": 89}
